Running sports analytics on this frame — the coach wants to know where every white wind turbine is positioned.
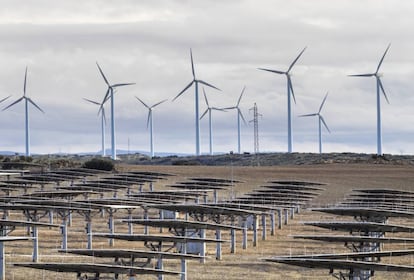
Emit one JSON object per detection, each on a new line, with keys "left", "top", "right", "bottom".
{"left": 299, "top": 92, "right": 330, "bottom": 154}
{"left": 84, "top": 98, "right": 107, "bottom": 156}
{"left": 135, "top": 97, "right": 167, "bottom": 159}
{"left": 173, "top": 49, "right": 220, "bottom": 156}
{"left": 258, "top": 47, "right": 307, "bottom": 153}
{"left": 224, "top": 86, "right": 246, "bottom": 154}
{"left": 96, "top": 62, "right": 135, "bottom": 160}
{"left": 3, "top": 67, "right": 44, "bottom": 156}
{"left": 349, "top": 44, "right": 391, "bottom": 156}
{"left": 200, "top": 88, "right": 226, "bottom": 155}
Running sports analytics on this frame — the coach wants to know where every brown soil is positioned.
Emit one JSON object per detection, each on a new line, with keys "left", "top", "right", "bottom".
{"left": 5, "top": 163, "right": 414, "bottom": 279}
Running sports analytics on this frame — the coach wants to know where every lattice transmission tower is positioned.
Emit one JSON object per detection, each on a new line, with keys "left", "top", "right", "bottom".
{"left": 249, "top": 103, "right": 261, "bottom": 154}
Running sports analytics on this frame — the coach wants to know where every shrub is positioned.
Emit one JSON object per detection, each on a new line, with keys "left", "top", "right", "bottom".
{"left": 82, "top": 158, "right": 114, "bottom": 171}
{"left": 171, "top": 159, "right": 201, "bottom": 166}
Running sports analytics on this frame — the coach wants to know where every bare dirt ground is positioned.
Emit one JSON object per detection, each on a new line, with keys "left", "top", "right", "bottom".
{"left": 5, "top": 163, "right": 414, "bottom": 279}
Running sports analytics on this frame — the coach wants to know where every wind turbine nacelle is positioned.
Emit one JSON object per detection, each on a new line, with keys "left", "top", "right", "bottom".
{"left": 376, "top": 73, "right": 383, "bottom": 77}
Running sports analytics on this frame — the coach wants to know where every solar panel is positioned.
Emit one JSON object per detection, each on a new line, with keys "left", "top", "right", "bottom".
{"left": 264, "top": 257, "right": 414, "bottom": 272}
{"left": 254, "top": 188, "right": 321, "bottom": 196}
{"left": 262, "top": 184, "right": 325, "bottom": 192}
{"left": 0, "top": 236, "right": 32, "bottom": 242}
{"left": 123, "top": 219, "right": 244, "bottom": 231}
{"left": 0, "top": 219, "right": 59, "bottom": 228}
{"left": 21, "top": 190, "right": 97, "bottom": 199}
{"left": 311, "top": 207, "right": 414, "bottom": 218}
{"left": 354, "top": 188, "right": 414, "bottom": 195}
{"left": 93, "top": 233, "right": 226, "bottom": 243}
{"left": 268, "top": 180, "right": 325, "bottom": 186}
{"left": 269, "top": 249, "right": 414, "bottom": 260}
{"left": 229, "top": 198, "right": 307, "bottom": 206}
{"left": 13, "top": 263, "right": 180, "bottom": 276}
{"left": 59, "top": 249, "right": 203, "bottom": 260}
{"left": 147, "top": 203, "right": 263, "bottom": 216}
{"left": 206, "top": 202, "right": 281, "bottom": 212}
{"left": 292, "top": 234, "right": 414, "bottom": 244}
{"left": 167, "top": 184, "right": 225, "bottom": 190}
{"left": 188, "top": 177, "right": 241, "bottom": 184}
{"left": 305, "top": 221, "right": 414, "bottom": 233}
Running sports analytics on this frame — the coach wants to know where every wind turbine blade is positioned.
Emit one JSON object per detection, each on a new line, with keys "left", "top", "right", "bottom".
{"left": 287, "top": 46, "right": 307, "bottom": 73}
{"left": 238, "top": 108, "right": 247, "bottom": 125}
{"left": 173, "top": 81, "right": 194, "bottom": 101}
{"left": 348, "top": 73, "right": 374, "bottom": 77}
{"left": 112, "top": 83, "right": 135, "bottom": 87}
{"left": 299, "top": 113, "right": 318, "bottom": 117}
{"left": 98, "top": 105, "right": 103, "bottom": 117}
{"left": 378, "top": 78, "right": 390, "bottom": 104}
{"left": 198, "top": 80, "right": 220, "bottom": 91}
{"left": 152, "top": 99, "right": 168, "bottom": 108}
{"left": 96, "top": 62, "right": 110, "bottom": 86}
{"left": 2, "top": 97, "right": 24, "bottom": 111}
{"left": 318, "top": 92, "right": 329, "bottom": 113}
{"left": 27, "top": 98, "right": 44, "bottom": 113}
{"left": 23, "top": 66, "right": 28, "bottom": 96}
{"left": 212, "top": 107, "right": 226, "bottom": 112}
{"left": 223, "top": 106, "right": 236, "bottom": 110}
{"left": 288, "top": 76, "right": 297, "bottom": 104}
{"left": 376, "top": 43, "right": 391, "bottom": 73}
{"left": 102, "top": 108, "right": 107, "bottom": 125}
{"left": 135, "top": 96, "right": 149, "bottom": 108}
{"left": 83, "top": 98, "right": 100, "bottom": 106}
{"left": 0, "top": 95, "right": 11, "bottom": 104}
{"left": 200, "top": 109, "right": 209, "bottom": 119}
{"left": 203, "top": 87, "right": 209, "bottom": 107}
{"left": 320, "top": 116, "right": 331, "bottom": 133}
{"left": 190, "top": 48, "right": 195, "bottom": 79}
{"left": 101, "top": 88, "right": 111, "bottom": 105}
{"left": 237, "top": 86, "right": 246, "bottom": 107}
{"left": 257, "top": 68, "right": 285, "bottom": 75}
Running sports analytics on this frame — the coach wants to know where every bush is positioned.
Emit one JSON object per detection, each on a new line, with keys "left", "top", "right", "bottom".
{"left": 171, "top": 159, "right": 201, "bottom": 166}
{"left": 82, "top": 158, "right": 114, "bottom": 171}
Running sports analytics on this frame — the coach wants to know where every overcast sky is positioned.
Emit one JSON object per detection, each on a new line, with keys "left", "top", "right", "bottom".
{"left": 1, "top": 0, "right": 414, "bottom": 156}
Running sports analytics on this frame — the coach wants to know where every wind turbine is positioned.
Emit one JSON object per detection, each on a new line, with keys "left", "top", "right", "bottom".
{"left": 84, "top": 98, "right": 107, "bottom": 157}
{"left": 258, "top": 47, "right": 307, "bottom": 153}
{"left": 173, "top": 49, "right": 220, "bottom": 156}
{"left": 349, "top": 44, "right": 391, "bottom": 156}
{"left": 96, "top": 62, "right": 135, "bottom": 160}
{"left": 135, "top": 97, "right": 167, "bottom": 159}
{"left": 224, "top": 86, "right": 246, "bottom": 154}
{"left": 200, "top": 88, "right": 226, "bottom": 155}
{"left": 299, "top": 92, "right": 330, "bottom": 154}
{"left": 2, "top": 67, "right": 44, "bottom": 156}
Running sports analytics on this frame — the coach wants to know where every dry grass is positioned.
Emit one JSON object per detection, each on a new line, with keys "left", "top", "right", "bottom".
{"left": 4, "top": 163, "right": 414, "bottom": 279}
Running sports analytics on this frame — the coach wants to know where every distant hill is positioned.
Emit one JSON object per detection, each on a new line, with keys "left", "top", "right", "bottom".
{"left": 119, "top": 152, "right": 414, "bottom": 166}
{"left": 2, "top": 151, "right": 414, "bottom": 168}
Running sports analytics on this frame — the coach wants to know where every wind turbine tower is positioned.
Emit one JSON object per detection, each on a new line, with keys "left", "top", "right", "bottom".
{"left": 173, "top": 49, "right": 220, "bottom": 156}
{"left": 84, "top": 98, "right": 107, "bottom": 156}
{"left": 3, "top": 67, "right": 44, "bottom": 157}
{"left": 299, "top": 92, "right": 330, "bottom": 154}
{"left": 135, "top": 97, "right": 167, "bottom": 159}
{"left": 349, "top": 44, "right": 391, "bottom": 156}
{"left": 225, "top": 86, "right": 246, "bottom": 154}
{"left": 258, "top": 47, "right": 306, "bottom": 153}
{"left": 200, "top": 88, "right": 225, "bottom": 155}
{"left": 96, "top": 62, "right": 135, "bottom": 160}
